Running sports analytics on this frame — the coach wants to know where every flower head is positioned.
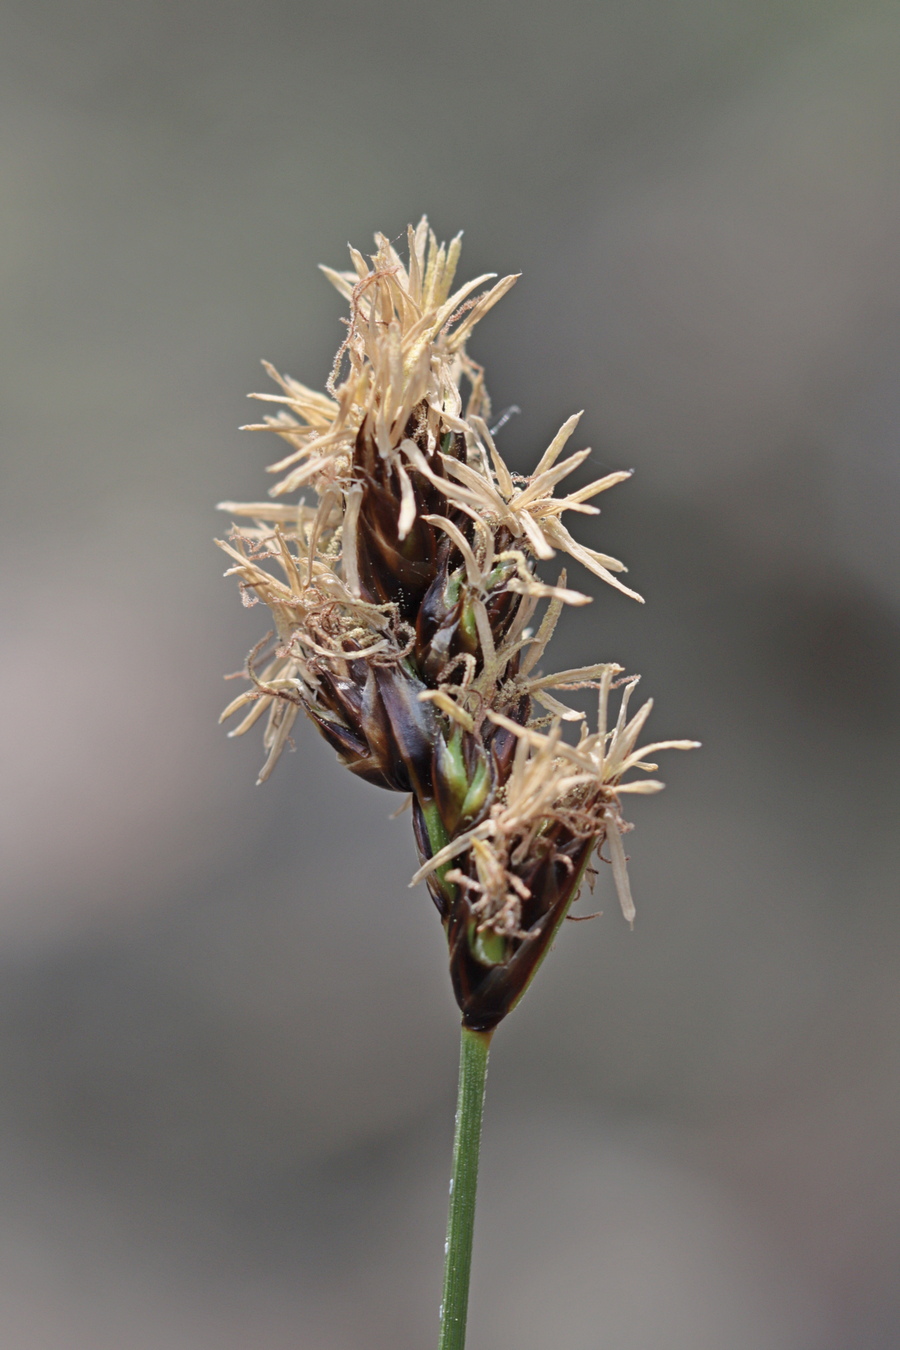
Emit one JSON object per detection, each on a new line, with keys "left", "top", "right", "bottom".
{"left": 218, "top": 220, "right": 697, "bottom": 1029}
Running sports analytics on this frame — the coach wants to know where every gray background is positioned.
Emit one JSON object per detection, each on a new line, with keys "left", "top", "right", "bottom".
{"left": 2, "top": 0, "right": 899, "bottom": 1346}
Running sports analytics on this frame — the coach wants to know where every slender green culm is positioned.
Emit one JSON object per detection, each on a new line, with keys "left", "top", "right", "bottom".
{"left": 439, "top": 1025, "right": 492, "bottom": 1350}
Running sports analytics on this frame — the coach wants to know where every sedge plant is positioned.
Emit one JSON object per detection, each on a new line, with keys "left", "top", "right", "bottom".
{"left": 217, "top": 220, "right": 697, "bottom": 1349}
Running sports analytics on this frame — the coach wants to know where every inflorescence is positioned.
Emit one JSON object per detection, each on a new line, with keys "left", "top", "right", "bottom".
{"left": 218, "top": 220, "right": 697, "bottom": 1030}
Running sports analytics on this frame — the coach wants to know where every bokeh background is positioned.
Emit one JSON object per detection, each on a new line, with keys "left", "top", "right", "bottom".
{"left": 2, "top": 0, "right": 899, "bottom": 1345}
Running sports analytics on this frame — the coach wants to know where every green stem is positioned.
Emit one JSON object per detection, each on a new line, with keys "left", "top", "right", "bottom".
{"left": 439, "top": 1024, "right": 492, "bottom": 1350}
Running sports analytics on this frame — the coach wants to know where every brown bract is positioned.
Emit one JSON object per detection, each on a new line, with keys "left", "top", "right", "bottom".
{"left": 218, "top": 220, "right": 697, "bottom": 1029}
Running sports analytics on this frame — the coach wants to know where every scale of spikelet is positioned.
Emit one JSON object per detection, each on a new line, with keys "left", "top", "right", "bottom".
{"left": 217, "top": 220, "right": 697, "bottom": 1031}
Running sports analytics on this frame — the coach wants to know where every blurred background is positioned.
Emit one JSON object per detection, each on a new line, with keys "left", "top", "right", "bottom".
{"left": 1, "top": 0, "right": 899, "bottom": 1345}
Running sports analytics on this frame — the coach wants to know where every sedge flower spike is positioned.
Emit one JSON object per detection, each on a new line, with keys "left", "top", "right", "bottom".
{"left": 218, "top": 220, "right": 697, "bottom": 1032}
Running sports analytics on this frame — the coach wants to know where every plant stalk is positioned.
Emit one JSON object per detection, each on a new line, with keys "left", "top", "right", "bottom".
{"left": 439, "top": 1023, "right": 492, "bottom": 1350}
